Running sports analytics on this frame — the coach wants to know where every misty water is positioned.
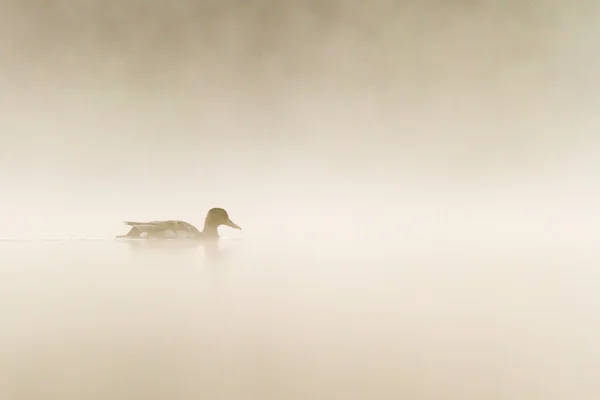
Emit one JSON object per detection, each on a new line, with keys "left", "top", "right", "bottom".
{"left": 1, "top": 0, "right": 600, "bottom": 399}
{"left": 0, "top": 208, "right": 598, "bottom": 399}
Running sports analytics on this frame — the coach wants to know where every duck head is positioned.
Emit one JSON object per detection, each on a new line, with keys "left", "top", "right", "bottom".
{"left": 203, "top": 208, "right": 242, "bottom": 236}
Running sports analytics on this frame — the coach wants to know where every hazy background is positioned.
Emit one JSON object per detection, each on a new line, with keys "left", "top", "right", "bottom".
{"left": 0, "top": 0, "right": 598, "bottom": 241}
{"left": 0, "top": 0, "right": 599, "bottom": 398}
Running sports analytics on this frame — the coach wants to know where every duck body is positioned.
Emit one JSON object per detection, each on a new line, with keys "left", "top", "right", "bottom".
{"left": 117, "top": 208, "right": 241, "bottom": 240}
{"left": 119, "top": 220, "right": 203, "bottom": 239}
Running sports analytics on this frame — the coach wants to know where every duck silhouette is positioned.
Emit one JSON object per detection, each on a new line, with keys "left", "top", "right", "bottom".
{"left": 117, "top": 208, "right": 241, "bottom": 240}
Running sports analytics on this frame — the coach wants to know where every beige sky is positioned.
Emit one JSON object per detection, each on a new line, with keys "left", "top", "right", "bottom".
{"left": 0, "top": 0, "right": 598, "bottom": 239}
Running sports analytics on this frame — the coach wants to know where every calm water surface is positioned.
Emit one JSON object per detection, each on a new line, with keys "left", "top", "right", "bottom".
{"left": 0, "top": 239, "right": 598, "bottom": 399}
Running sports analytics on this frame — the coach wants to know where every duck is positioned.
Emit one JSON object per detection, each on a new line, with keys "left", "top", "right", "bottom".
{"left": 117, "top": 208, "right": 241, "bottom": 240}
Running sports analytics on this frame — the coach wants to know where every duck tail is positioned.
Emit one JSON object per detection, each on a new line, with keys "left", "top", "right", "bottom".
{"left": 123, "top": 221, "right": 143, "bottom": 226}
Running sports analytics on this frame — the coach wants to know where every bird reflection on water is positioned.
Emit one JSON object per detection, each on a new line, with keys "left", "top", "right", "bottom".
{"left": 119, "top": 237, "right": 240, "bottom": 268}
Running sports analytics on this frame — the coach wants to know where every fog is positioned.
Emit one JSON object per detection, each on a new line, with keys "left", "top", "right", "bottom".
{"left": 0, "top": 0, "right": 599, "bottom": 398}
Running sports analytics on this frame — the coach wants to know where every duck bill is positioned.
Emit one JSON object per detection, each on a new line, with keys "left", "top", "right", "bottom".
{"left": 224, "top": 219, "right": 242, "bottom": 230}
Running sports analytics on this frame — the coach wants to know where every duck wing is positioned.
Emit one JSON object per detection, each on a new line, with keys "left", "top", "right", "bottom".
{"left": 122, "top": 221, "right": 174, "bottom": 233}
{"left": 167, "top": 220, "right": 202, "bottom": 234}
{"left": 124, "top": 221, "right": 162, "bottom": 227}
{"left": 123, "top": 220, "right": 201, "bottom": 234}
